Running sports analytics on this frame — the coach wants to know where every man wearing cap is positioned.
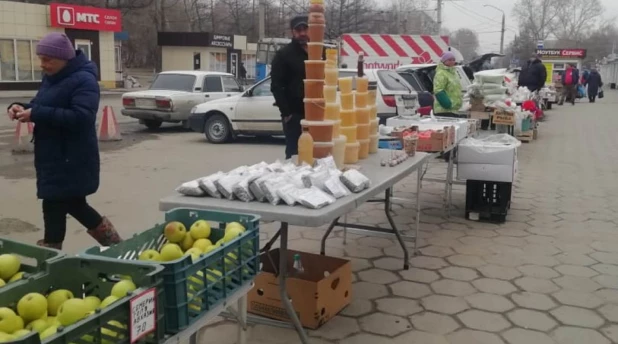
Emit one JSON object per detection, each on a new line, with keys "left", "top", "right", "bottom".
{"left": 518, "top": 53, "right": 547, "bottom": 93}
{"left": 271, "top": 15, "right": 309, "bottom": 159}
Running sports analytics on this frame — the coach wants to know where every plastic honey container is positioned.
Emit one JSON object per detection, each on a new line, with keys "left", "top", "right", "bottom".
{"left": 370, "top": 118, "right": 379, "bottom": 134}
{"left": 356, "top": 107, "right": 370, "bottom": 124}
{"left": 369, "top": 134, "right": 379, "bottom": 154}
{"left": 313, "top": 141, "right": 334, "bottom": 159}
{"left": 305, "top": 61, "right": 326, "bottom": 79}
{"left": 355, "top": 92, "right": 368, "bottom": 108}
{"left": 358, "top": 139, "right": 370, "bottom": 159}
{"left": 325, "top": 68, "right": 338, "bottom": 86}
{"left": 307, "top": 42, "right": 324, "bottom": 60}
{"left": 332, "top": 120, "right": 341, "bottom": 138}
{"left": 340, "top": 92, "right": 354, "bottom": 110}
{"left": 304, "top": 98, "right": 325, "bottom": 121}
{"left": 369, "top": 105, "right": 378, "bottom": 119}
{"left": 340, "top": 109, "right": 356, "bottom": 126}
{"left": 301, "top": 119, "right": 334, "bottom": 142}
{"left": 339, "top": 77, "right": 353, "bottom": 94}
{"left": 368, "top": 90, "right": 377, "bottom": 105}
{"left": 325, "top": 102, "right": 340, "bottom": 120}
{"left": 309, "top": 0, "right": 324, "bottom": 4}
{"left": 341, "top": 125, "right": 357, "bottom": 142}
{"left": 344, "top": 141, "right": 360, "bottom": 164}
{"left": 356, "top": 77, "right": 369, "bottom": 93}
{"left": 333, "top": 135, "right": 347, "bottom": 169}
{"left": 304, "top": 80, "right": 324, "bottom": 99}
{"left": 357, "top": 123, "right": 370, "bottom": 140}
{"left": 308, "top": 24, "right": 325, "bottom": 42}
{"left": 324, "top": 86, "right": 338, "bottom": 103}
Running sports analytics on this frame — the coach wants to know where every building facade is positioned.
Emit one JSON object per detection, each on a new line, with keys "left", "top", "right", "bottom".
{"left": 0, "top": 1, "right": 122, "bottom": 91}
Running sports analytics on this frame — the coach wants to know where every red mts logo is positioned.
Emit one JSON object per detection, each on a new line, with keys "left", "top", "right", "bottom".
{"left": 50, "top": 3, "right": 122, "bottom": 32}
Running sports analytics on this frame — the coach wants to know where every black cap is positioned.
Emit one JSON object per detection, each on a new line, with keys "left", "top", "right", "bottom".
{"left": 290, "top": 15, "right": 308, "bottom": 30}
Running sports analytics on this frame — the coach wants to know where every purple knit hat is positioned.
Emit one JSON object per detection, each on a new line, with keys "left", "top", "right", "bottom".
{"left": 36, "top": 33, "right": 76, "bottom": 60}
{"left": 441, "top": 51, "right": 456, "bottom": 63}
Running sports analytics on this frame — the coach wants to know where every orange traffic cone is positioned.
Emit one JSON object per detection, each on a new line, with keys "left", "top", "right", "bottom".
{"left": 11, "top": 121, "right": 34, "bottom": 154}
{"left": 97, "top": 106, "right": 122, "bottom": 141}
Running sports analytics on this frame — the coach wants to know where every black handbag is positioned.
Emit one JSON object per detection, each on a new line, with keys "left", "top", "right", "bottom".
{"left": 599, "top": 88, "right": 604, "bottom": 99}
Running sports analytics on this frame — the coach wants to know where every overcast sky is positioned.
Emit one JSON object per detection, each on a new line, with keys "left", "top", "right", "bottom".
{"left": 441, "top": 0, "right": 618, "bottom": 53}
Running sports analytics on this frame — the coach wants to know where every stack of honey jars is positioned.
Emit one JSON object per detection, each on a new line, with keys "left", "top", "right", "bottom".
{"left": 368, "top": 81, "right": 379, "bottom": 153}
{"left": 324, "top": 49, "right": 346, "bottom": 169}
{"left": 300, "top": 0, "right": 335, "bottom": 163}
{"left": 340, "top": 76, "right": 359, "bottom": 164}
{"left": 355, "top": 77, "right": 371, "bottom": 159}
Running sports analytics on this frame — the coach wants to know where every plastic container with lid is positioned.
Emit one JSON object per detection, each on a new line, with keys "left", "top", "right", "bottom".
{"left": 308, "top": 24, "right": 325, "bottom": 42}
{"left": 356, "top": 107, "right": 370, "bottom": 124}
{"left": 358, "top": 139, "right": 370, "bottom": 159}
{"left": 369, "top": 134, "right": 379, "bottom": 154}
{"left": 369, "top": 105, "right": 378, "bottom": 119}
{"left": 313, "top": 141, "right": 334, "bottom": 159}
{"left": 340, "top": 92, "right": 354, "bottom": 110}
{"left": 309, "top": 0, "right": 324, "bottom": 4}
{"left": 325, "top": 68, "right": 338, "bottom": 86}
{"left": 333, "top": 135, "right": 347, "bottom": 169}
{"left": 304, "top": 98, "right": 325, "bottom": 121}
{"left": 370, "top": 118, "right": 379, "bottom": 133}
{"left": 339, "top": 77, "right": 353, "bottom": 94}
{"left": 356, "top": 77, "right": 369, "bottom": 93}
{"left": 298, "top": 127, "right": 314, "bottom": 166}
{"left": 324, "top": 85, "right": 338, "bottom": 103}
{"left": 368, "top": 90, "right": 377, "bottom": 105}
{"left": 357, "top": 123, "right": 370, "bottom": 140}
{"left": 341, "top": 125, "right": 357, "bottom": 142}
{"left": 344, "top": 141, "right": 360, "bottom": 164}
{"left": 305, "top": 61, "right": 326, "bottom": 79}
{"left": 355, "top": 92, "right": 368, "bottom": 108}
{"left": 325, "top": 102, "right": 340, "bottom": 120}
{"left": 304, "top": 79, "right": 324, "bottom": 99}
{"left": 340, "top": 109, "right": 356, "bottom": 126}
{"left": 309, "top": 3, "right": 325, "bottom": 12}
{"left": 332, "top": 120, "right": 341, "bottom": 138}
{"left": 301, "top": 119, "right": 334, "bottom": 142}
{"left": 307, "top": 42, "right": 324, "bottom": 60}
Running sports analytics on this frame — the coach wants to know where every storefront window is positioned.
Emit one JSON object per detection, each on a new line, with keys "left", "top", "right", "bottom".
{"left": 32, "top": 40, "right": 42, "bottom": 81}
{"left": 242, "top": 54, "right": 256, "bottom": 79}
{"left": 16, "top": 40, "right": 33, "bottom": 81}
{"left": 0, "top": 39, "right": 17, "bottom": 81}
{"left": 209, "top": 52, "right": 227, "bottom": 73}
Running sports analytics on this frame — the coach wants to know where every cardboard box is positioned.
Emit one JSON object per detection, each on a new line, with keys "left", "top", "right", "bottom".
{"left": 248, "top": 249, "right": 352, "bottom": 329}
{"left": 458, "top": 160, "right": 518, "bottom": 183}
{"left": 417, "top": 130, "right": 448, "bottom": 152}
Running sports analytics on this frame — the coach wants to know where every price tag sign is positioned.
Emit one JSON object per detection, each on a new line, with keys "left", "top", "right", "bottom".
{"left": 129, "top": 288, "right": 156, "bottom": 343}
{"left": 492, "top": 111, "right": 516, "bottom": 126}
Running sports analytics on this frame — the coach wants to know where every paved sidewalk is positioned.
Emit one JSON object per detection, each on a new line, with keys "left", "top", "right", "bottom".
{"left": 200, "top": 93, "right": 618, "bottom": 343}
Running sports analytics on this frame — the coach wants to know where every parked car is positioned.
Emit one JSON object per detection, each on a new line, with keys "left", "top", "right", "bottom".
{"left": 121, "top": 71, "right": 243, "bottom": 129}
{"left": 188, "top": 69, "right": 419, "bottom": 143}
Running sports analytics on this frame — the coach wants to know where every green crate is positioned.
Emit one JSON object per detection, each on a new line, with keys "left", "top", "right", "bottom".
{"left": 82, "top": 208, "right": 260, "bottom": 334}
{"left": 0, "top": 257, "right": 165, "bottom": 344}
{"left": 0, "top": 238, "right": 64, "bottom": 284}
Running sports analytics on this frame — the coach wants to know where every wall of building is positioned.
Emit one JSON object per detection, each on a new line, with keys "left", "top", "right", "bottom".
{"left": 161, "top": 45, "right": 257, "bottom": 78}
{"left": 99, "top": 31, "right": 116, "bottom": 88}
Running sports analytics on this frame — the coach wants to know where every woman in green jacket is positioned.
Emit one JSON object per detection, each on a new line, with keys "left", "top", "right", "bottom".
{"left": 433, "top": 52, "right": 463, "bottom": 117}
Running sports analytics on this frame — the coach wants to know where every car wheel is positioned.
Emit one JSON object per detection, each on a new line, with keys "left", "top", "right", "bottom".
{"left": 143, "top": 120, "right": 162, "bottom": 130}
{"left": 204, "top": 114, "right": 231, "bottom": 143}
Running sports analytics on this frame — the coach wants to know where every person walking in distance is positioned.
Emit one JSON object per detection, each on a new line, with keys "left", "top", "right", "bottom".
{"left": 239, "top": 62, "right": 247, "bottom": 84}
{"left": 271, "top": 16, "right": 309, "bottom": 160}
{"left": 586, "top": 68, "right": 603, "bottom": 103}
{"left": 559, "top": 63, "right": 579, "bottom": 106}
{"left": 5, "top": 33, "right": 122, "bottom": 250}
{"left": 517, "top": 53, "right": 547, "bottom": 93}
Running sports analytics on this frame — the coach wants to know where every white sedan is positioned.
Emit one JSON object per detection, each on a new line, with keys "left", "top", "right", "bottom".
{"left": 188, "top": 69, "right": 419, "bottom": 143}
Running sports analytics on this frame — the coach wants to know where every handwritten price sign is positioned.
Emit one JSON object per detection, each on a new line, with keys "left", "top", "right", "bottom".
{"left": 129, "top": 288, "right": 156, "bottom": 343}
{"left": 492, "top": 111, "right": 515, "bottom": 126}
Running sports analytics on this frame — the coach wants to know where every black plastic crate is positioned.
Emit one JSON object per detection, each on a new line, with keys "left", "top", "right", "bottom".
{"left": 465, "top": 180, "right": 512, "bottom": 223}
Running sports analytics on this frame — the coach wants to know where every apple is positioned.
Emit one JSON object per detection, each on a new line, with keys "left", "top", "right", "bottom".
{"left": 160, "top": 243, "right": 183, "bottom": 261}
{"left": 192, "top": 239, "right": 212, "bottom": 252}
{"left": 222, "top": 227, "right": 244, "bottom": 243}
{"left": 138, "top": 250, "right": 161, "bottom": 262}
{"left": 0, "top": 308, "right": 23, "bottom": 334}
{"left": 9, "top": 272, "right": 25, "bottom": 283}
{"left": 0, "top": 332, "right": 13, "bottom": 343}
{"left": 47, "top": 289, "right": 73, "bottom": 316}
{"left": 40, "top": 325, "right": 58, "bottom": 340}
{"left": 188, "top": 271, "right": 204, "bottom": 288}
{"left": 164, "top": 221, "right": 187, "bottom": 243}
{"left": 12, "top": 329, "right": 30, "bottom": 338}
{"left": 57, "top": 298, "right": 88, "bottom": 326}
{"left": 225, "top": 222, "right": 246, "bottom": 233}
{"left": 100, "top": 296, "right": 119, "bottom": 308}
{"left": 111, "top": 280, "right": 137, "bottom": 298}
{"left": 180, "top": 234, "right": 195, "bottom": 251}
{"left": 17, "top": 293, "right": 48, "bottom": 323}
{"left": 0, "top": 279, "right": 5, "bottom": 288}
{"left": 83, "top": 296, "right": 101, "bottom": 312}
{"left": 46, "top": 316, "right": 60, "bottom": 327}
{"left": 207, "top": 269, "right": 223, "bottom": 283}
{"left": 0, "top": 254, "right": 20, "bottom": 281}
{"left": 26, "top": 319, "right": 49, "bottom": 333}
{"left": 215, "top": 239, "right": 225, "bottom": 247}
{"left": 224, "top": 252, "right": 238, "bottom": 269}
{"left": 190, "top": 220, "right": 211, "bottom": 240}
{"left": 101, "top": 320, "right": 125, "bottom": 344}
{"left": 184, "top": 248, "right": 202, "bottom": 263}
{"left": 203, "top": 245, "right": 218, "bottom": 254}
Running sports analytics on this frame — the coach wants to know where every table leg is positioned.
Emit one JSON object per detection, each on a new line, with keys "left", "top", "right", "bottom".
{"left": 384, "top": 188, "right": 410, "bottom": 270}
{"left": 445, "top": 150, "right": 455, "bottom": 217}
{"left": 320, "top": 217, "right": 340, "bottom": 255}
{"left": 278, "top": 223, "right": 310, "bottom": 344}
{"left": 343, "top": 215, "right": 348, "bottom": 245}
{"left": 237, "top": 294, "right": 248, "bottom": 344}
{"left": 415, "top": 167, "right": 422, "bottom": 255}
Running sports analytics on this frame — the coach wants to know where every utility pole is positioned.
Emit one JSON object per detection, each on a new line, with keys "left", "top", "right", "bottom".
{"left": 258, "top": 0, "right": 265, "bottom": 39}
{"left": 500, "top": 12, "right": 505, "bottom": 54}
{"left": 436, "top": 0, "right": 442, "bottom": 34}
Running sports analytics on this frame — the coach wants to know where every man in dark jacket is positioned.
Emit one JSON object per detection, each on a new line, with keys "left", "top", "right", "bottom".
{"left": 518, "top": 54, "right": 547, "bottom": 93}
{"left": 6, "top": 32, "right": 122, "bottom": 249}
{"left": 559, "top": 63, "right": 579, "bottom": 105}
{"left": 586, "top": 68, "right": 603, "bottom": 103}
{"left": 271, "top": 16, "right": 308, "bottom": 159}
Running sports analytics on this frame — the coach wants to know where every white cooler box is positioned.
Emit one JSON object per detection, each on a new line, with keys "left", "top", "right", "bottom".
{"left": 457, "top": 134, "right": 520, "bottom": 183}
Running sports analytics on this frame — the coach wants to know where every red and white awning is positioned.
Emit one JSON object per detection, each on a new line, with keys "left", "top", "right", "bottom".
{"left": 341, "top": 34, "right": 451, "bottom": 65}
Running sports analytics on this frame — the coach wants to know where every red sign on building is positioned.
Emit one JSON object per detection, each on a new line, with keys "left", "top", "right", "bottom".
{"left": 50, "top": 3, "right": 122, "bottom": 32}
{"left": 536, "top": 49, "right": 587, "bottom": 59}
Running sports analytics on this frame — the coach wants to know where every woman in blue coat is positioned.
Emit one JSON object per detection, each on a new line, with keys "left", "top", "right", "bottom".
{"left": 6, "top": 33, "right": 122, "bottom": 249}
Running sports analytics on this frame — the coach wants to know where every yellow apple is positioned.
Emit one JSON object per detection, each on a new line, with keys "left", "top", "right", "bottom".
{"left": 163, "top": 221, "right": 187, "bottom": 243}
{"left": 101, "top": 320, "right": 125, "bottom": 344}
{"left": 0, "top": 279, "right": 5, "bottom": 288}
{"left": 46, "top": 317, "right": 59, "bottom": 327}
{"left": 215, "top": 239, "right": 225, "bottom": 247}
{"left": 17, "top": 293, "right": 48, "bottom": 323}
{"left": 0, "top": 254, "right": 20, "bottom": 281}
{"left": 57, "top": 299, "right": 88, "bottom": 326}
{"left": 26, "top": 319, "right": 49, "bottom": 333}
{"left": 138, "top": 250, "right": 161, "bottom": 262}
{"left": 225, "top": 222, "right": 246, "bottom": 233}
{"left": 0, "top": 332, "right": 13, "bottom": 343}
{"left": 180, "top": 234, "right": 195, "bottom": 251}
{"left": 40, "top": 325, "right": 58, "bottom": 340}
{"left": 0, "top": 308, "right": 23, "bottom": 334}
{"left": 222, "top": 227, "right": 244, "bottom": 243}
{"left": 190, "top": 220, "right": 211, "bottom": 240}
{"left": 192, "top": 239, "right": 212, "bottom": 252}
{"left": 12, "top": 329, "right": 30, "bottom": 338}
{"left": 100, "top": 296, "right": 119, "bottom": 308}
{"left": 184, "top": 248, "right": 202, "bottom": 263}
{"left": 160, "top": 243, "right": 183, "bottom": 261}
{"left": 47, "top": 289, "right": 74, "bottom": 316}
{"left": 111, "top": 280, "right": 137, "bottom": 298}
{"left": 83, "top": 296, "right": 101, "bottom": 312}
{"left": 9, "top": 272, "right": 25, "bottom": 283}
{"left": 203, "top": 245, "right": 218, "bottom": 254}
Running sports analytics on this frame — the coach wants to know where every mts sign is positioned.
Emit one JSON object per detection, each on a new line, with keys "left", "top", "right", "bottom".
{"left": 50, "top": 3, "right": 122, "bottom": 32}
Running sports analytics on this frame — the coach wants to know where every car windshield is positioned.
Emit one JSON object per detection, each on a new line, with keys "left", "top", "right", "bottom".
{"left": 377, "top": 70, "right": 412, "bottom": 92}
{"left": 398, "top": 72, "right": 426, "bottom": 92}
{"left": 150, "top": 74, "right": 196, "bottom": 92}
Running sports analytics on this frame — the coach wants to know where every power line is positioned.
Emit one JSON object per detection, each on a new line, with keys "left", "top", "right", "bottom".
{"left": 448, "top": 1, "right": 518, "bottom": 33}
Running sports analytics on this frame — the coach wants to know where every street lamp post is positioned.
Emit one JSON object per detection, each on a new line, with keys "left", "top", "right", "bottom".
{"left": 484, "top": 4, "right": 505, "bottom": 54}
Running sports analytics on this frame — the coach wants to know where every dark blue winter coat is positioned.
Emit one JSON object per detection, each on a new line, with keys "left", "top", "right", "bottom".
{"left": 22, "top": 51, "right": 100, "bottom": 200}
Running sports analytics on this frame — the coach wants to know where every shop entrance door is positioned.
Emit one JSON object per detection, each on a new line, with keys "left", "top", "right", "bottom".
{"left": 75, "top": 40, "right": 91, "bottom": 60}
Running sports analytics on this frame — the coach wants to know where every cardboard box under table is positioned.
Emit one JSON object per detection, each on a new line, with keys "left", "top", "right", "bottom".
{"left": 248, "top": 249, "right": 352, "bottom": 329}
{"left": 158, "top": 151, "right": 429, "bottom": 344}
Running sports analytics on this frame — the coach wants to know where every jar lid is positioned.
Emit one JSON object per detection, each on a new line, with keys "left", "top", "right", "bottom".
{"left": 334, "top": 135, "right": 347, "bottom": 143}
{"left": 301, "top": 119, "right": 335, "bottom": 126}
{"left": 340, "top": 109, "right": 355, "bottom": 113}
{"left": 314, "top": 141, "right": 335, "bottom": 147}
{"left": 307, "top": 42, "right": 324, "bottom": 46}
{"left": 304, "top": 98, "right": 325, "bottom": 103}
{"left": 357, "top": 123, "right": 369, "bottom": 127}
{"left": 305, "top": 60, "right": 326, "bottom": 65}
{"left": 304, "top": 79, "right": 325, "bottom": 83}
{"left": 340, "top": 125, "right": 357, "bottom": 129}
{"left": 369, "top": 134, "right": 379, "bottom": 139}
{"left": 358, "top": 138, "right": 370, "bottom": 143}
{"left": 356, "top": 91, "right": 369, "bottom": 95}
{"left": 345, "top": 141, "right": 361, "bottom": 148}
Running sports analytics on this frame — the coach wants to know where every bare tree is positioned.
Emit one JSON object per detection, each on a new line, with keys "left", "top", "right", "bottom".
{"left": 552, "top": 0, "right": 604, "bottom": 42}
{"left": 513, "top": 0, "right": 560, "bottom": 40}
{"left": 450, "top": 28, "right": 479, "bottom": 61}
